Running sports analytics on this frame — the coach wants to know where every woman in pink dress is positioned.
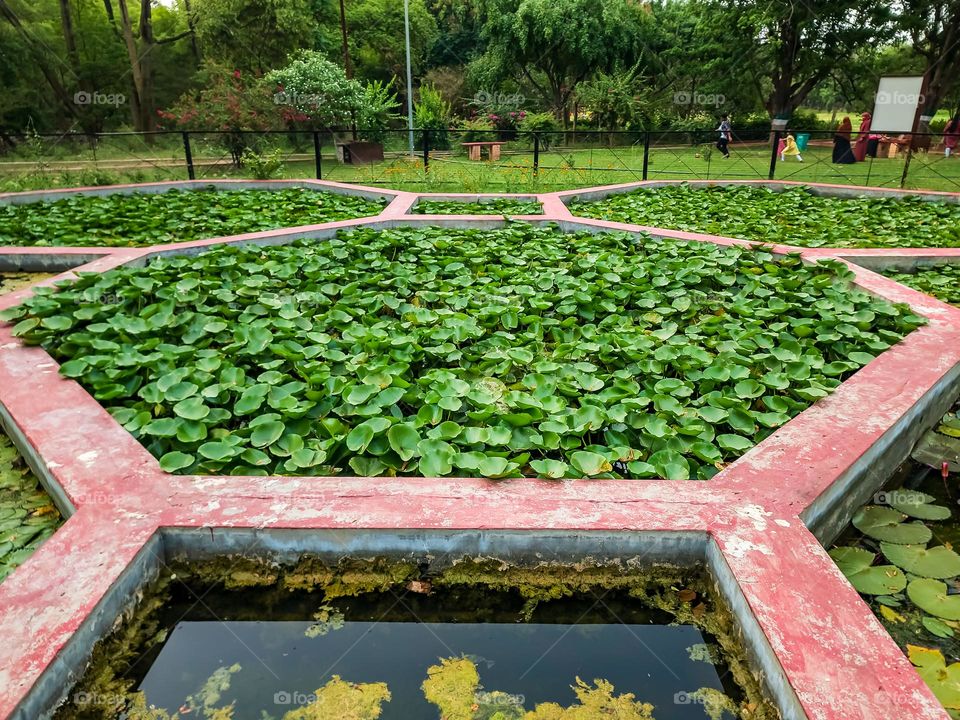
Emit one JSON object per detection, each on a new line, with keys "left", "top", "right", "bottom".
{"left": 854, "top": 112, "right": 871, "bottom": 161}
{"left": 944, "top": 117, "right": 960, "bottom": 158}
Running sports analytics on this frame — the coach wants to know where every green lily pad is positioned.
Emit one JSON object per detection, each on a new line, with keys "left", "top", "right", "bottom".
{"left": 885, "top": 488, "right": 952, "bottom": 521}
{"left": 829, "top": 546, "right": 906, "bottom": 595}
{"left": 922, "top": 616, "right": 956, "bottom": 639}
{"left": 852, "top": 506, "right": 933, "bottom": 545}
{"left": 908, "top": 578, "right": 960, "bottom": 620}
{"left": 880, "top": 542, "right": 960, "bottom": 579}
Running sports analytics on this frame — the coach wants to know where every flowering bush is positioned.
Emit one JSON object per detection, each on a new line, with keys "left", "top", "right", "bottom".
{"left": 158, "top": 62, "right": 279, "bottom": 166}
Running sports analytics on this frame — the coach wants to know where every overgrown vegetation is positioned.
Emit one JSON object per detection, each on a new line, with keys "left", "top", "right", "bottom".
{"left": 883, "top": 265, "right": 960, "bottom": 307}
{"left": 0, "top": 189, "right": 385, "bottom": 248}
{"left": 412, "top": 198, "right": 542, "bottom": 215}
{"left": 570, "top": 185, "right": 960, "bottom": 249}
{"left": 2, "top": 224, "right": 923, "bottom": 480}
{"left": 0, "top": 432, "right": 61, "bottom": 583}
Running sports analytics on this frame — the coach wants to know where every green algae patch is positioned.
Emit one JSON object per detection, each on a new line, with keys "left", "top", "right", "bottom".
{"left": 0, "top": 432, "right": 62, "bottom": 583}
{"left": 0, "top": 272, "right": 57, "bottom": 296}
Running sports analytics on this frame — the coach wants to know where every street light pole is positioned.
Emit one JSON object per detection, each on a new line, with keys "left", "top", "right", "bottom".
{"left": 404, "top": 0, "right": 414, "bottom": 156}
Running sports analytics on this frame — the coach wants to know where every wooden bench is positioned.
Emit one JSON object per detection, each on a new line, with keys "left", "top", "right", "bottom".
{"left": 462, "top": 141, "right": 504, "bottom": 161}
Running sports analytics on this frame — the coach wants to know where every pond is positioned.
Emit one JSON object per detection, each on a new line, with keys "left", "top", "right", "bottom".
{"left": 56, "top": 558, "right": 776, "bottom": 720}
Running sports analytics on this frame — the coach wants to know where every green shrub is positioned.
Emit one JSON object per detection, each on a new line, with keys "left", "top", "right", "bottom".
{"left": 520, "top": 112, "right": 562, "bottom": 150}
{"left": 414, "top": 84, "right": 452, "bottom": 150}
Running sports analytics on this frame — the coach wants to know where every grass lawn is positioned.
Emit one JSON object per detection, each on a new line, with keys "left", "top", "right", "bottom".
{"left": 3, "top": 141, "right": 960, "bottom": 193}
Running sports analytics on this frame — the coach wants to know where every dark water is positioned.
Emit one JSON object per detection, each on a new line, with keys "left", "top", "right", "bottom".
{"left": 131, "top": 586, "right": 741, "bottom": 719}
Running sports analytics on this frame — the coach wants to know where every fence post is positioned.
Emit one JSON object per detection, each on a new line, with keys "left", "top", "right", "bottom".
{"left": 533, "top": 133, "right": 540, "bottom": 176}
{"left": 182, "top": 131, "right": 195, "bottom": 181}
{"left": 767, "top": 130, "right": 780, "bottom": 180}
{"left": 313, "top": 131, "right": 323, "bottom": 180}
{"left": 642, "top": 131, "right": 650, "bottom": 180}
{"left": 422, "top": 129, "right": 430, "bottom": 172}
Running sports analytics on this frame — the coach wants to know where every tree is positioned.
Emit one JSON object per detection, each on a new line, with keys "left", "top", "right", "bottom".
{"left": 347, "top": 0, "right": 438, "bottom": 84}
{"left": 472, "top": 0, "right": 653, "bottom": 124}
{"left": 899, "top": 0, "right": 960, "bottom": 133}
{"left": 266, "top": 51, "right": 365, "bottom": 128}
{"left": 710, "top": 0, "right": 891, "bottom": 130}
{"left": 190, "top": 0, "right": 321, "bottom": 73}
{"left": 103, "top": 0, "right": 196, "bottom": 132}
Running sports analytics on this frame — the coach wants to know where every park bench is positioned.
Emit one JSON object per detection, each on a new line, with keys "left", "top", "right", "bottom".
{"left": 462, "top": 141, "right": 504, "bottom": 161}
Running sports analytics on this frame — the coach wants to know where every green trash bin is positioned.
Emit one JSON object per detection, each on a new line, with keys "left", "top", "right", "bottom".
{"left": 795, "top": 133, "right": 810, "bottom": 151}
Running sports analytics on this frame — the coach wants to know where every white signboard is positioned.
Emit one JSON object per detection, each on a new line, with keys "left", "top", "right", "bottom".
{"left": 870, "top": 76, "right": 924, "bottom": 133}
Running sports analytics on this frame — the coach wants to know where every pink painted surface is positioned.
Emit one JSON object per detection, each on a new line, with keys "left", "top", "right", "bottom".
{"left": 0, "top": 178, "right": 958, "bottom": 719}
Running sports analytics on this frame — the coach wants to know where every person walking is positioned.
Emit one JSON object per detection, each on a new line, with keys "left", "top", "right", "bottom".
{"left": 780, "top": 133, "right": 803, "bottom": 162}
{"left": 944, "top": 117, "right": 960, "bottom": 158}
{"left": 716, "top": 114, "right": 731, "bottom": 158}
{"left": 832, "top": 117, "right": 856, "bottom": 164}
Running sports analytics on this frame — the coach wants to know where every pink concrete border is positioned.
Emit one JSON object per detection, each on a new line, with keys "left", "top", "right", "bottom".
{"left": 1, "top": 179, "right": 959, "bottom": 719}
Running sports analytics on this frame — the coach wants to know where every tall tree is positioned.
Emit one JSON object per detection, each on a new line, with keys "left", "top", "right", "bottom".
{"left": 706, "top": 0, "right": 891, "bottom": 130}
{"left": 900, "top": 0, "right": 960, "bottom": 132}
{"left": 472, "top": 0, "right": 652, "bottom": 123}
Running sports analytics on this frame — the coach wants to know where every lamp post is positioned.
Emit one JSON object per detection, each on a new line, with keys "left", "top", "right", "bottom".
{"left": 404, "top": 0, "right": 414, "bottom": 156}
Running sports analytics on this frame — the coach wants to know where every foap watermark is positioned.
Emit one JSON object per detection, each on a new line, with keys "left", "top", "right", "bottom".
{"left": 473, "top": 90, "right": 525, "bottom": 110}
{"left": 673, "top": 91, "right": 725, "bottom": 107}
{"left": 274, "top": 90, "right": 322, "bottom": 108}
{"left": 274, "top": 690, "right": 318, "bottom": 706}
{"left": 74, "top": 91, "right": 126, "bottom": 108}
{"left": 674, "top": 690, "right": 706, "bottom": 706}
{"left": 72, "top": 691, "right": 126, "bottom": 708}
{"left": 876, "top": 90, "right": 925, "bottom": 106}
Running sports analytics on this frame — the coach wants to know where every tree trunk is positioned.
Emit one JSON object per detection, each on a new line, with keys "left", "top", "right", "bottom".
{"left": 138, "top": 0, "right": 156, "bottom": 133}
{"left": 183, "top": 0, "right": 201, "bottom": 63}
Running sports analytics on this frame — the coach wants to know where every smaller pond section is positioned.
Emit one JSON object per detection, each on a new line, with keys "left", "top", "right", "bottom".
{"left": 831, "top": 394, "right": 960, "bottom": 716}
{"left": 0, "top": 272, "right": 63, "bottom": 585}
{"left": 55, "top": 558, "right": 777, "bottom": 720}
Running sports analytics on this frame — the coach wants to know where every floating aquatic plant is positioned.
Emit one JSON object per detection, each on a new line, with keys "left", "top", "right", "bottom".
{"left": 0, "top": 189, "right": 385, "bottom": 247}
{"left": 570, "top": 184, "right": 960, "bottom": 249}
{"left": 2, "top": 224, "right": 923, "bottom": 479}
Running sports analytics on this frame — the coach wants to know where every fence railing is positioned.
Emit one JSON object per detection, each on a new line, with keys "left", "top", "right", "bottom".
{"left": 1, "top": 128, "right": 958, "bottom": 194}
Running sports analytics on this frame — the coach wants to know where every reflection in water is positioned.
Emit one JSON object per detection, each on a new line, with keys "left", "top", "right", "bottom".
{"left": 133, "top": 618, "right": 738, "bottom": 719}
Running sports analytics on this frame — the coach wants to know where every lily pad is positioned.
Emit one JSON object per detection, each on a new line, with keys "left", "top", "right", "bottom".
{"left": 885, "top": 488, "right": 952, "bottom": 521}
{"left": 852, "top": 506, "right": 933, "bottom": 545}
{"left": 907, "top": 579, "right": 960, "bottom": 620}
{"left": 908, "top": 645, "right": 960, "bottom": 709}
{"left": 880, "top": 542, "right": 960, "bottom": 579}
{"left": 829, "top": 547, "right": 906, "bottom": 595}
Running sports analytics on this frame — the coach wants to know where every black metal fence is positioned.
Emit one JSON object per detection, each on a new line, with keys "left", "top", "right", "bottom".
{"left": 1, "top": 128, "right": 958, "bottom": 193}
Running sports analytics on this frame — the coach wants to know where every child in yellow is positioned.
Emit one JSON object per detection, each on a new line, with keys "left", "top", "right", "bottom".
{"left": 780, "top": 133, "right": 803, "bottom": 162}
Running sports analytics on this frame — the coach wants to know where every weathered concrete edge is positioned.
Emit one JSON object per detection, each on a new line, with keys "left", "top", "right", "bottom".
{"left": 9, "top": 532, "right": 164, "bottom": 720}
{"left": 801, "top": 358, "right": 960, "bottom": 544}
{"left": 0, "top": 400, "right": 74, "bottom": 518}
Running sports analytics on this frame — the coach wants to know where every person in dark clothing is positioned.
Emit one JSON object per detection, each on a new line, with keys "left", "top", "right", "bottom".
{"left": 832, "top": 117, "right": 856, "bottom": 164}
{"left": 716, "top": 114, "right": 731, "bottom": 157}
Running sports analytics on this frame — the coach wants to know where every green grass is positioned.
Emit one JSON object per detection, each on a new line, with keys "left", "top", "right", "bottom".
{"left": 5, "top": 143, "right": 960, "bottom": 193}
